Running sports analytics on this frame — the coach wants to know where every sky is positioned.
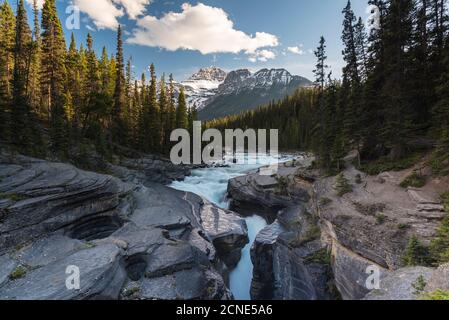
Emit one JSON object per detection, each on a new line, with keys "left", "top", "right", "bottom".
{"left": 20, "top": 0, "right": 369, "bottom": 81}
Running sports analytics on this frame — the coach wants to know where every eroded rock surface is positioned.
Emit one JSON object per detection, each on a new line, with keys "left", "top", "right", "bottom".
{"left": 228, "top": 158, "right": 313, "bottom": 221}
{"left": 316, "top": 154, "right": 449, "bottom": 299}
{"left": 0, "top": 152, "right": 248, "bottom": 300}
{"left": 228, "top": 156, "right": 332, "bottom": 300}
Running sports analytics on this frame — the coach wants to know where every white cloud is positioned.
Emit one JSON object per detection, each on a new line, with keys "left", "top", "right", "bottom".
{"left": 73, "top": 0, "right": 124, "bottom": 29}
{"left": 70, "top": 0, "right": 150, "bottom": 30}
{"left": 127, "top": 3, "right": 279, "bottom": 56}
{"left": 287, "top": 45, "right": 305, "bottom": 55}
{"left": 25, "top": 0, "right": 45, "bottom": 10}
{"left": 114, "top": 0, "right": 151, "bottom": 19}
{"left": 248, "top": 49, "right": 276, "bottom": 63}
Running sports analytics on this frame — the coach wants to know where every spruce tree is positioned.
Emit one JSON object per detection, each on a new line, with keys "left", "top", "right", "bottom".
{"left": 112, "top": 25, "right": 127, "bottom": 145}
{"left": 148, "top": 63, "right": 161, "bottom": 151}
{"left": 0, "top": 0, "right": 16, "bottom": 138}
{"left": 176, "top": 88, "right": 188, "bottom": 130}
{"left": 41, "top": 0, "right": 68, "bottom": 155}
{"left": 381, "top": 0, "right": 414, "bottom": 160}
{"left": 313, "top": 36, "right": 328, "bottom": 91}
{"left": 28, "top": 0, "right": 42, "bottom": 113}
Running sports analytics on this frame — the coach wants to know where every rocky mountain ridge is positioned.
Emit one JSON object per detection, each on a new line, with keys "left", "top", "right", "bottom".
{"left": 176, "top": 67, "right": 312, "bottom": 119}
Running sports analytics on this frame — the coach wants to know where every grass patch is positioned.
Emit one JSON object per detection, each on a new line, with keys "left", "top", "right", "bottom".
{"left": 375, "top": 213, "right": 387, "bottom": 225}
{"left": 290, "top": 225, "right": 321, "bottom": 247}
{"left": 9, "top": 265, "right": 27, "bottom": 281}
{"left": 334, "top": 173, "right": 353, "bottom": 197}
{"left": 123, "top": 286, "right": 141, "bottom": 298}
{"left": 397, "top": 223, "right": 411, "bottom": 231}
{"left": 353, "top": 202, "right": 386, "bottom": 216}
{"left": 359, "top": 152, "right": 424, "bottom": 176}
{"left": 421, "top": 290, "right": 449, "bottom": 300}
{"left": 304, "top": 248, "right": 331, "bottom": 265}
{"left": 0, "top": 193, "right": 28, "bottom": 202}
{"left": 400, "top": 173, "right": 426, "bottom": 189}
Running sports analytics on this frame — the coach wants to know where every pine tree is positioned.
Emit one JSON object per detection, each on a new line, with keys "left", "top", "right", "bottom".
{"left": 342, "top": 1, "right": 360, "bottom": 84}
{"left": 313, "top": 36, "right": 328, "bottom": 91}
{"left": 99, "top": 47, "right": 110, "bottom": 93}
{"left": 41, "top": 0, "right": 68, "bottom": 155}
{"left": 148, "top": 63, "right": 161, "bottom": 151}
{"left": 11, "top": 0, "right": 37, "bottom": 152}
{"left": 28, "top": 0, "right": 42, "bottom": 112}
{"left": 112, "top": 25, "right": 127, "bottom": 145}
{"left": 176, "top": 87, "right": 188, "bottom": 130}
{"left": 381, "top": 0, "right": 414, "bottom": 160}
{"left": 354, "top": 17, "right": 368, "bottom": 80}
{"left": 403, "top": 235, "right": 430, "bottom": 266}
{"left": 0, "top": 0, "right": 16, "bottom": 139}
{"left": 159, "top": 74, "right": 169, "bottom": 154}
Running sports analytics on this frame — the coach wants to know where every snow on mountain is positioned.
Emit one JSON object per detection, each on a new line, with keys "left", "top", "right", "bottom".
{"left": 176, "top": 67, "right": 312, "bottom": 117}
{"left": 177, "top": 67, "right": 227, "bottom": 110}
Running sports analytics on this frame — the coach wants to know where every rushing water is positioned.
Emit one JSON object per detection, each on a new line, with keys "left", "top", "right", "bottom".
{"left": 169, "top": 154, "right": 286, "bottom": 300}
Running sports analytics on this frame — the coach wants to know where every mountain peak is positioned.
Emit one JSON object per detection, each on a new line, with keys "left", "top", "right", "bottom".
{"left": 188, "top": 67, "right": 227, "bottom": 82}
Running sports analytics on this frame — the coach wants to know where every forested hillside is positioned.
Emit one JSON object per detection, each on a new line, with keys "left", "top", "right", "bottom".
{"left": 0, "top": 0, "right": 196, "bottom": 164}
{"left": 209, "top": 0, "right": 449, "bottom": 174}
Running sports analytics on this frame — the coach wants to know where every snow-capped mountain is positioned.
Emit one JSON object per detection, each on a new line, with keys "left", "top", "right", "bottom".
{"left": 176, "top": 67, "right": 312, "bottom": 119}
{"left": 217, "top": 68, "right": 308, "bottom": 95}
{"left": 178, "top": 67, "right": 227, "bottom": 110}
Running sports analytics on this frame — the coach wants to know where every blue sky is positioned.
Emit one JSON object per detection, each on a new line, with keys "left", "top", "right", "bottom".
{"left": 21, "top": 0, "right": 369, "bottom": 81}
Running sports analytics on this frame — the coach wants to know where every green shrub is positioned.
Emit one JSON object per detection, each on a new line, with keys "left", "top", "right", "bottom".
{"left": 355, "top": 174, "right": 362, "bottom": 184}
{"left": 275, "top": 175, "right": 290, "bottom": 196}
{"left": 442, "top": 191, "right": 449, "bottom": 213}
{"left": 375, "top": 213, "right": 387, "bottom": 225}
{"left": 123, "top": 286, "right": 141, "bottom": 298}
{"left": 9, "top": 266, "right": 27, "bottom": 280}
{"left": 400, "top": 173, "right": 426, "bottom": 189}
{"left": 304, "top": 248, "right": 331, "bottom": 265}
{"left": 335, "top": 173, "right": 353, "bottom": 197}
{"left": 402, "top": 235, "right": 431, "bottom": 267}
{"left": 397, "top": 223, "right": 411, "bottom": 231}
{"left": 430, "top": 129, "right": 449, "bottom": 176}
{"left": 412, "top": 275, "right": 427, "bottom": 296}
{"left": 359, "top": 152, "right": 423, "bottom": 176}
{"left": 430, "top": 214, "right": 449, "bottom": 265}
{"left": 421, "top": 290, "right": 449, "bottom": 300}
{"left": 290, "top": 225, "right": 321, "bottom": 247}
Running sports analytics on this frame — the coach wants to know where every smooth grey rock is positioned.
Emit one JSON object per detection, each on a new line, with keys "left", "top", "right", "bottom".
{"left": 109, "top": 154, "right": 192, "bottom": 185}
{"left": 0, "top": 244, "right": 126, "bottom": 300}
{"left": 138, "top": 267, "right": 231, "bottom": 300}
{"left": 17, "top": 235, "right": 88, "bottom": 268}
{"left": 364, "top": 267, "right": 434, "bottom": 300}
{"left": 425, "top": 264, "right": 449, "bottom": 293}
{"left": 0, "top": 254, "right": 17, "bottom": 288}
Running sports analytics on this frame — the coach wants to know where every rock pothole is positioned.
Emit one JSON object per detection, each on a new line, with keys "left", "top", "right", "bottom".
{"left": 65, "top": 215, "right": 125, "bottom": 241}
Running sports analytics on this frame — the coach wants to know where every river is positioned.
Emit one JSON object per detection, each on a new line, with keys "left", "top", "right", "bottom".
{"left": 169, "top": 154, "right": 286, "bottom": 300}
